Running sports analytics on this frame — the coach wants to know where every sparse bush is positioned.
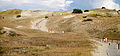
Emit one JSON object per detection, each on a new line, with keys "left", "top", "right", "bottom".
{"left": 72, "top": 9, "right": 83, "bottom": 13}
{"left": 83, "top": 16, "right": 87, "bottom": 18}
{"left": 117, "top": 10, "right": 120, "bottom": 14}
{"left": 16, "top": 15, "right": 21, "bottom": 18}
{"left": 82, "top": 19, "right": 93, "bottom": 22}
{"left": 102, "top": 7, "right": 106, "bottom": 9}
{"left": 113, "top": 9, "right": 116, "bottom": 11}
{"left": 0, "top": 15, "right": 4, "bottom": 19}
{"left": 84, "top": 10, "right": 89, "bottom": 12}
{"left": 89, "top": 14, "right": 102, "bottom": 17}
{"left": 45, "top": 16, "right": 48, "bottom": 18}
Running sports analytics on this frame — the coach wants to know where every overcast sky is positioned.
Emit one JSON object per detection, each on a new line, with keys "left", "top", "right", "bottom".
{"left": 0, "top": 0, "right": 120, "bottom": 11}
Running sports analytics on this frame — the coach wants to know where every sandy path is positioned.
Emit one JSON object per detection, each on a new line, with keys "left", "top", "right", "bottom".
{"left": 37, "top": 18, "right": 48, "bottom": 32}
{"left": 31, "top": 18, "right": 48, "bottom": 32}
{"left": 91, "top": 39, "right": 108, "bottom": 56}
{"left": 107, "top": 43, "right": 120, "bottom": 56}
{"left": 92, "top": 39, "right": 120, "bottom": 56}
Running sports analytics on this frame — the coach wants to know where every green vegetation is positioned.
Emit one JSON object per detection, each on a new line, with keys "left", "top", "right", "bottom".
{"left": 72, "top": 9, "right": 83, "bottom": 13}
{"left": 101, "top": 7, "right": 106, "bottom": 9}
{"left": 16, "top": 15, "right": 21, "bottom": 18}
{"left": 84, "top": 10, "right": 89, "bottom": 12}
{"left": 90, "top": 8, "right": 116, "bottom": 12}
{"left": 32, "top": 46, "right": 54, "bottom": 52}
{"left": 88, "top": 13, "right": 117, "bottom": 17}
{"left": 89, "top": 14, "right": 103, "bottom": 17}
{"left": 45, "top": 16, "right": 48, "bottom": 18}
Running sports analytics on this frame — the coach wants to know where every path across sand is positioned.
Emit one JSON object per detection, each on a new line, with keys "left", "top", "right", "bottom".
{"left": 31, "top": 18, "right": 48, "bottom": 32}
{"left": 37, "top": 18, "right": 48, "bottom": 32}
{"left": 92, "top": 39, "right": 120, "bottom": 56}
{"left": 107, "top": 43, "right": 120, "bottom": 56}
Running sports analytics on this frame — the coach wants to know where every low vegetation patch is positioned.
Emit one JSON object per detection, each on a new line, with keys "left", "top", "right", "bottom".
{"left": 84, "top": 10, "right": 89, "bottom": 12}
{"left": 16, "top": 15, "right": 21, "bottom": 18}
{"left": 101, "top": 7, "right": 106, "bottom": 9}
{"left": 89, "top": 14, "right": 103, "bottom": 17}
{"left": 45, "top": 16, "right": 48, "bottom": 18}
{"left": 82, "top": 19, "right": 93, "bottom": 22}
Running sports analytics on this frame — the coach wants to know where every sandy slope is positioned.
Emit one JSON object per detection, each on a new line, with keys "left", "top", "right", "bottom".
{"left": 37, "top": 18, "right": 48, "bottom": 32}
{"left": 63, "top": 15, "right": 76, "bottom": 18}
{"left": 31, "top": 18, "right": 50, "bottom": 32}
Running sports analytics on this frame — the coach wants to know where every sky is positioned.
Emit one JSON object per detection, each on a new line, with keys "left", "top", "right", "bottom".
{"left": 0, "top": 0, "right": 120, "bottom": 11}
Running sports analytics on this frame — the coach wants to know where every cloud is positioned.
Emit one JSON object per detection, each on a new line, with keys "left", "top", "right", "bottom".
{"left": 0, "top": 0, "right": 119, "bottom": 11}
{"left": 0, "top": 0, "right": 73, "bottom": 11}
{"left": 93, "top": 0, "right": 120, "bottom": 10}
{"left": 67, "top": 0, "right": 120, "bottom": 10}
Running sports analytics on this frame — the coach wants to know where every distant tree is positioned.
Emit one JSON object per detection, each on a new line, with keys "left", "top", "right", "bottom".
{"left": 102, "top": 7, "right": 106, "bottom": 9}
{"left": 84, "top": 10, "right": 89, "bottom": 12}
{"left": 72, "top": 9, "right": 83, "bottom": 13}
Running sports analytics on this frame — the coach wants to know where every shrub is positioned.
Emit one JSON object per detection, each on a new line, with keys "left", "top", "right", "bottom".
{"left": 117, "top": 10, "right": 120, "bottom": 14}
{"left": 45, "top": 16, "right": 48, "bottom": 18}
{"left": 82, "top": 19, "right": 93, "bottom": 22}
{"left": 72, "top": 9, "right": 83, "bottom": 13}
{"left": 0, "top": 15, "right": 4, "bottom": 19}
{"left": 102, "top": 7, "right": 106, "bottom": 9}
{"left": 16, "top": 15, "right": 21, "bottom": 18}
{"left": 83, "top": 16, "right": 87, "bottom": 18}
{"left": 0, "top": 9, "right": 22, "bottom": 15}
{"left": 113, "top": 9, "right": 116, "bottom": 11}
{"left": 84, "top": 10, "right": 89, "bottom": 12}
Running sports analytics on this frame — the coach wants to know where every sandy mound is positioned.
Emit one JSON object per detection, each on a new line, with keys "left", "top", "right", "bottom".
{"left": 0, "top": 27, "right": 25, "bottom": 37}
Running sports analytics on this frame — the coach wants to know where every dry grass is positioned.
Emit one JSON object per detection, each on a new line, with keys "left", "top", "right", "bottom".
{"left": 0, "top": 31, "right": 94, "bottom": 56}
{"left": 0, "top": 11, "right": 94, "bottom": 56}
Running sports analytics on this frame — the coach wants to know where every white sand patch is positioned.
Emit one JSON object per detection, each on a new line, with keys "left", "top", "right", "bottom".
{"left": 31, "top": 18, "right": 64, "bottom": 33}
{"left": 31, "top": 19, "right": 44, "bottom": 29}
{"left": 63, "top": 15, "right": 76, "bottom": 18}
{"left": 16, "top": 26, "right": 24, "bottom": 28}
{"left": 31, "top": 18, "right": 48, "bottom": 32}
{"left": 38, "top": 18, "right": 48, "bottom": 32}
{"left": 21, "top": 10, "right": 53, "bottom": 17}
{"left": 3, "top": 27, "right": 12, "bottom": 30}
